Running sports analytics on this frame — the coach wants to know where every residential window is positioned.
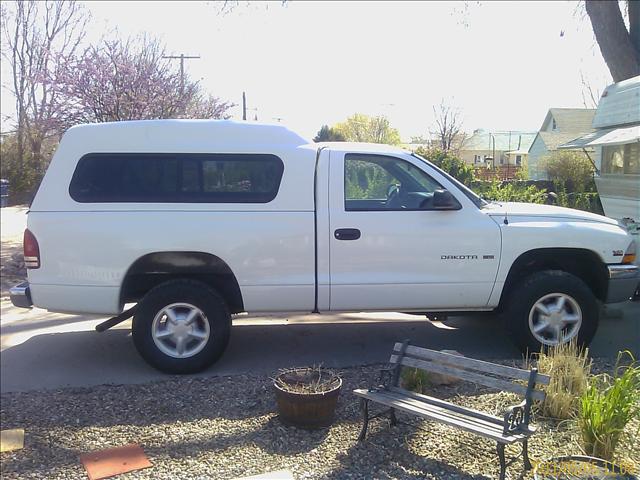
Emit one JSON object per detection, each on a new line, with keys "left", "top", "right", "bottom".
{"left": 601, "top": 143, "right": 640, "bottom": 175}
{"left": 516, "top": 155, "right": 522, "bottom": 166}
{"left": 69, "top": 153, "right": 284, "bottom": 203}
{"left": 552, "top": 119, "right": 557, "bottom": 130}
{"left": 344, "top": 154, "right": 444, "bottom": 211}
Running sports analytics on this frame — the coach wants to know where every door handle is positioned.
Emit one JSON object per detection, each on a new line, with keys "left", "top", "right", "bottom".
{"left": 334, "top": 228, "right": 361, "bottom": 240}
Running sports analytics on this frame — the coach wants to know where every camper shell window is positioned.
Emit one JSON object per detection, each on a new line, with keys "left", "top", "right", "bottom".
{"left": 69, "top": 153, "right": 284, "bottom": 203}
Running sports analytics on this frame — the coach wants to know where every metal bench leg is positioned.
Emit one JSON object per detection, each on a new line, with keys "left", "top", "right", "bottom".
{"left": 389, "top": 408, "right": 397, "bottom": 426}
{"left": 358, "top": 399, "right": 370, "bottom": 442}
{"left": 497, "top": 443, "right": 506, "bottom": 480}
{"left": 522, "top": 439, "right": 532, "bottom": 470}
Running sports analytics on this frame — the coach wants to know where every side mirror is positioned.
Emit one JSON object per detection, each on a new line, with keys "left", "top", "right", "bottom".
{"left": 432, "top": 189, "right": 461, "bottom": 210}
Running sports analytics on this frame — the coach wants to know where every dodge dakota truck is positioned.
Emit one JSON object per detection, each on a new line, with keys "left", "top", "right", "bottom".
{"left": 10, "top": 120, "right": 639, "bottom": 373}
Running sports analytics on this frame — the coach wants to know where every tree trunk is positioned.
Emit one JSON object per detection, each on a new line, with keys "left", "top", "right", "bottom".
{"left": 629, "top": 0, "right": 640, "bottom": 55}
{"left": 586, "top": 0, "right": 640, "bottom": 82}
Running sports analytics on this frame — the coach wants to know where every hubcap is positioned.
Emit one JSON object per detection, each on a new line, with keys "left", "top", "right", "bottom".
{"left": 528, "top": 293, "right": 582, "bottom": 346}
{"left": 152, "top": 303, "right": 210, "bottom": 359}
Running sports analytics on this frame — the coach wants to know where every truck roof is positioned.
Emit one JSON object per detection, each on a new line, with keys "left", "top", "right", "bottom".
{"left": 64, "top": 119, "right": 311, "bottom": 149}
{"left": 316, "top": 141, "right": 409, "bottom": 155}
{"left": 63, "top": 120, "right": 413, "bottom": 155}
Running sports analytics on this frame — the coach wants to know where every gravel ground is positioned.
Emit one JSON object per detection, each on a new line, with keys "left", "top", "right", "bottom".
{"left": 1, "top": 361, "right": 638, "bottom": 480}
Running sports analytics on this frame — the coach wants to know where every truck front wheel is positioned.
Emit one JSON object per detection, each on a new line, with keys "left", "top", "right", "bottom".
{"left": 132, "top": 279, "right": 231, "bottom": 373}
{"left": 504, "top": 270, "right": 599, "bottom": 353}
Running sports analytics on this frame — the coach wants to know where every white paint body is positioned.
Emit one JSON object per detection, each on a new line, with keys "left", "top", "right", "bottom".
{"left": 27, "top": 120, "right": 635, "bottom": 315}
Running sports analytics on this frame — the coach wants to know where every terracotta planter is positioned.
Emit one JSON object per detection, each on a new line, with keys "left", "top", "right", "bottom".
{"left": 274, "top": 369, "right": 342, "bottom": 429}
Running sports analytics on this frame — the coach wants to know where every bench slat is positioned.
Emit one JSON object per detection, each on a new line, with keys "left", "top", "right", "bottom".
{"left": 392, "top": 343, "right": 550, "bottom": 385}
{"left": 354, "top": 388, "right": 526, "bottom": 443}
{"left": 383, "top": 391, "right": 508, "bottom": 432}
{"left": 387, "top": 386, "right": 503, "bottom": 425}
{"left": 390, "top": 355, "right": 546, "bottom": 402}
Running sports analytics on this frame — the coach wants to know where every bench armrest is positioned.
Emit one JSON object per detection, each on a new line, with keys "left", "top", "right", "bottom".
{"left": 503, "top": 400, "right": 531, "bottom": 435}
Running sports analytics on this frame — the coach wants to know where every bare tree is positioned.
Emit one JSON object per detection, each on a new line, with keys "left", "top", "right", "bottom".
{"left": 1, "top": 0, "right": 89, "bottom": 177}
{"left": 430, "top": 99, "right": 465, "bottom": 153}
{"left": 586, "top": 0, "right": 639, "bottom": 82}
{"left": 579, "top": 71, "right": 604, "bottom": 109}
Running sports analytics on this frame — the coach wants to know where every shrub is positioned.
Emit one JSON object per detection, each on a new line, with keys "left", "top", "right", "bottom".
{"left": 414, "top": 146, "right": 475, "bottom": 186}
{"left": 552, "top": 181, "right": 603, "bottom": 213}
{"left": 542, "top": 150, "right": 595, "bottom": 192}
{"left": 579, "top": 352, "right": 640, "bottom": 460}
{"left": 474, "top": 181, "right": 547, "bottom": 204}
{"left": 535, "top": 340, "right": 591, "bottom": 419}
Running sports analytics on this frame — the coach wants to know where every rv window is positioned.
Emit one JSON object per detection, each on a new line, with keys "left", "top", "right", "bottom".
{"left": 602, "top": 144, "right": 640, "bottom": 175}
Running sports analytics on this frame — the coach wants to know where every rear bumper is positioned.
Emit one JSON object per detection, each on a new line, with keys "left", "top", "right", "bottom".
{"left": 606, "top": 264, "right": 639, "bottom": 303}
{"left": 9, "top": 281, "right": 33, "bottom": 308}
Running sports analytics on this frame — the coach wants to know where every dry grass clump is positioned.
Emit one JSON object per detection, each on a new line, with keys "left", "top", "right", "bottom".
{"left": 274, "top": 366, "right": 341, "bottom": 394}
{"left": 400, "top": 367, "right": 430, "bottom": 393}
{"left": 579, "top": 351, "right": 640, "bottom": 461}
{"left": 535, "top": 340, "right": 592, "bottom": 419}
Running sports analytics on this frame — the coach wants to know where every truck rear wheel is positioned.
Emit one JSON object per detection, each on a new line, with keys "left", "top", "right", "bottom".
{"left": 132, "top": 279, "right": 231, "bottom": 373}
{"left": 504, "top": 270, "right": 599, "bottom": 353}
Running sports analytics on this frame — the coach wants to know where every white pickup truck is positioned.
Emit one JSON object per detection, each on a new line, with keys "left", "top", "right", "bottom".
{"left": 10, "top": 120, "right": 639, "bottom": 373}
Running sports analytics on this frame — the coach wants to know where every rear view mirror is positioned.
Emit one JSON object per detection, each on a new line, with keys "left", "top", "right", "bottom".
{"left": 432, "top": 189, "right": 461, "bottom": 210}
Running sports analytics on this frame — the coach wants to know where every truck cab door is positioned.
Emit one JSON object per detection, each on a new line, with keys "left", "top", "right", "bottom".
{"left": 327, "top": 150, "right": 501, "bottom": 311}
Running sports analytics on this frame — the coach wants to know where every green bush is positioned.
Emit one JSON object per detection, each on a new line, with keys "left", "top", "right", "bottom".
{"left": 542, "top": 150, "right": 595, "bottom": 192}
{"left": 414, "top": 146, "right": 475, "bottom": 186}
{"left": 0, "top": 133, "right": 56, "bottom": 196}
{"left": 473, "top": 181, "right": 547, "bottom": 204}
{"left": 552, "top": 181, "right": 603, "bottom": 214}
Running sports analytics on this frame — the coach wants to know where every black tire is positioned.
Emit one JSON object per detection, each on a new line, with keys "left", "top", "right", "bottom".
{"left": 503, "top": 270, "right": 599, "bottom": 354}
{"left": 132, "top": 279, "right": 231, "bottom": 374}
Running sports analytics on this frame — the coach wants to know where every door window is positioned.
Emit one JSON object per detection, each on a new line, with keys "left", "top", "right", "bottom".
{"left": 344, "top": 154, "right": 443, "bottom": 211}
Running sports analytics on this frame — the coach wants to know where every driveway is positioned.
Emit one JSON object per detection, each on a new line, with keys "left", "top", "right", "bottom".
{"left": 1, "top": 300, "right": 638, "bottom": 393}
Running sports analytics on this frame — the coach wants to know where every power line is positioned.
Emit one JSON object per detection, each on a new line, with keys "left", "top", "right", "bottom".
{"left": 162, "top": 54, "right": 201, "bottom": 93}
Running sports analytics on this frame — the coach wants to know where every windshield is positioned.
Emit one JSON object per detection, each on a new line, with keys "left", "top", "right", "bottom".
{"left": 411, "top": 153, "right": 488, "bottom": 208}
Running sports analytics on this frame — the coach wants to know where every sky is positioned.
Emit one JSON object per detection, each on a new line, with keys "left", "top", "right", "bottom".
{"left": 1, "top": 1, "right": 613, "bottom": 142}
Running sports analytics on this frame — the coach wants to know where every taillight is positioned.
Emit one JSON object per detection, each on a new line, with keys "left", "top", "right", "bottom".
{"left": 622, "top": 240, "right": 636, "bottom": 265}
{"left": 23, "top": 229, "right": 40, "bottom": 269}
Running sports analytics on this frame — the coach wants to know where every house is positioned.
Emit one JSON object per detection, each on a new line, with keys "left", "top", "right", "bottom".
{"left": 559, "top": 76, "right": 639, "bottom": 224}
{"left": 459, "top": 130, "right": 536, "bottom": 167}
{"left": 527, "top": 108, "right": 596, "bottom": 180}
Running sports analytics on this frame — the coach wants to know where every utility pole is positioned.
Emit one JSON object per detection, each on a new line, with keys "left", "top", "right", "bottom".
{"left": 162, "top": 54, "right": 200, "bottom": 94}
{"left": 242, "top": 91, "right": 247, "bottom": 120}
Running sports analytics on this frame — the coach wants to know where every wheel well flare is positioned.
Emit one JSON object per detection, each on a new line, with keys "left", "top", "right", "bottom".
{"left": 501, "top": 248, "right": 608, "bottom": 305}
{"left": 120, "top": 252, "right": 244, "bottom": 313}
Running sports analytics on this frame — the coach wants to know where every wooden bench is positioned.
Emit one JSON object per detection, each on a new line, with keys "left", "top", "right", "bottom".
{"left": 353, "top": 340, "right": 550, "bottom": 480}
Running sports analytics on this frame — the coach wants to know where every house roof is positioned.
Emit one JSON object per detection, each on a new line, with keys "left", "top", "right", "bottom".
{"left": 541, "top": 108, "right": 596, "bottom": 132}
{"left": 533, "top": 131, "right": 595, "bottom": 152}
{"left": 461, "top": 131, "right": 537, "bottom": 152}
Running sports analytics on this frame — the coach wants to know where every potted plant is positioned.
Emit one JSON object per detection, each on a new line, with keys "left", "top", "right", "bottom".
{"left": 273, "top": 366, "right": 342, "bottom": 429}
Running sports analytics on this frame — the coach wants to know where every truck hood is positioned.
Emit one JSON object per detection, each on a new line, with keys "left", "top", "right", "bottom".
{"left": 483, "top": 202, "right": 619, "bottom": 225}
